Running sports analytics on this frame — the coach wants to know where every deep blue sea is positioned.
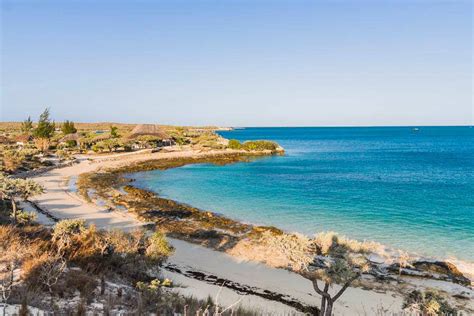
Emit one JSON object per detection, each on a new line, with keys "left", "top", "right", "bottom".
{"left": 129, "top": 127, "right": 474, "bottom": 262}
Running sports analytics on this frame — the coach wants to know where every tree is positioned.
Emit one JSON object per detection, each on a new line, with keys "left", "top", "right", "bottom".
{"left": 33, "top": 108, "right": 55, "bottom": 139}
{"left": 110, "top": 125, "right": 119, "bottom": 138}
{"left": 261, "top": 231, "right": 368, "bottom": 316}
{"left": 61, "top": 120, "right": 77, "bottom": 135}
{"left": 21, "top": 116, "right": 33, "bottom": 133}
{"left": 0, "top": 173, "right": 44, "bottom": 223}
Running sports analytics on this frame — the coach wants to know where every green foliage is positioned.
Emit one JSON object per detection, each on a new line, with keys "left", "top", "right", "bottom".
{"left": 92, "top": 139, "right": 122, "bottom": 152}
{"left": 403, "top": 290, "right": 457, "bottom": 315}
{"left": 21, "top": 116, "right": 33, "bottom": 133}
{"left": 66, "top": 140, "right": 77, "bottom": 148}
{"left": 172, "top": 136, "right": 189, "bottom": 146}
{"left": 241, "top": 140, "right": 278, "bottom": 151}
{"left": 11, "top": 210, "right": 37, "bottom": 225}
{"left": 0, "top": 173, "right": 44, "bottom": 223}
{"left": 146, "top": 231, "right": 174, "bottom": 260}
{"left": 0, "top": 173, "right": 44, "bottom": 200}
{"left": 52, "top": 219, "right": 87, "bottom": 240}
{"left": 227, "top": 139, "right": 242, "bottom": 149}
{"left": 56, "top": 149, "right": 72, "bottom": 160}
{"left": 33, "top": 108, "right": 55, "bottom": 139}
{"left": 136, "top": 278, "right": 172, "bottom": 293}
{"left": 2, "top": 150, "right": 26, "bottom": 172}
{"left": 61, "top": 120, "right": 77, "bottom": 135}
{"left": 110, "top": 125, "right": 119, "bottom": 138}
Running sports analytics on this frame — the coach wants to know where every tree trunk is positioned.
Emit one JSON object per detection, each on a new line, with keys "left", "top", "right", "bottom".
{"left": 319, "top": 282, "right": 330, "bottom": 316}
{"left": 50, "top": 291, "right": 54, "bottom": 309}
{"left": 324, "top": 300, "right": 333, "bottom": 316}
{"left": 319, "top": 296, "right": 326, "bottom": 316}
{"left": 11, "top": 198, "right": 17, "bottom": 223}
{"left": 100, "top": 275, "right": 106, "bottom": 295}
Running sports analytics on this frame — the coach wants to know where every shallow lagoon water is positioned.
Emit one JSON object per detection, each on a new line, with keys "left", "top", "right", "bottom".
{"left": 129, "top": 127, "right": 474, "bottom": 262}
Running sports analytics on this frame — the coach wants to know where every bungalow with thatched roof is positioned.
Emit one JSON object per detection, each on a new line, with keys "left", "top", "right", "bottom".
{"left": 128, "top": 124, "right": 174, "bottom": 150}
{"left": 59, "top": 133, "right": 81, "bottom": 147}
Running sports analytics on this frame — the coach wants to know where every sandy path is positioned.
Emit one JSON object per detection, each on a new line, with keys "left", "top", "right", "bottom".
{"left": 29, "top": 150, "right": 407, "bottom": 315}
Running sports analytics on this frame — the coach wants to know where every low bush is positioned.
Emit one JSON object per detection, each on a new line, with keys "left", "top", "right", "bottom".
{"left": 227, "top": 139, "right": 242, "bottom": 149}
{"left": 241, "top": 140, "right": 278, "bottom": 151}
{"left": 64, "top": 269, "right": 98, "bottom": 302}
{"left": 2, "top": 150, "right": 25, "bottom": 172}
{"left": 403, "top": 289, "right": 457, "bottom": 315}
{"left": 146, "top": 231, "right": 174, "bottom": 260}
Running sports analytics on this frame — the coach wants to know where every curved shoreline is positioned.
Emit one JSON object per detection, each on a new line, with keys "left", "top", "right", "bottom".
{"left": 30, "top": 151, "right": 472, "bottom": 310}
{"left": 79, "top": 152, "right": 473, "bottom": 283}
{"left": 129, "top": 171, "right": 474, "bottom": 282}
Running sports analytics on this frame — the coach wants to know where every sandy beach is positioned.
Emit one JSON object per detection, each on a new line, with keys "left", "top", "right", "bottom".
{"left": 27, "top": 149, "right": 472, "bottom": 315}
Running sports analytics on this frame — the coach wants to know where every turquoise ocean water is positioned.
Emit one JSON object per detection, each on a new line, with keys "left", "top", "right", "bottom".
{"left": 129, "top": 127, "right": 474, "bottom": 262}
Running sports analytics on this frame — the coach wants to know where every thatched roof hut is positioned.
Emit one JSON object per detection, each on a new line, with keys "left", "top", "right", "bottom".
{"left": 60, "top": 133, "right": 80, "bottom": 143}
{"left": 128, "top": 124, "right": 171, "bottom": 140}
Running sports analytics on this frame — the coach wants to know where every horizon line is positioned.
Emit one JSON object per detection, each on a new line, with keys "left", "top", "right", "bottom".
{"left": 0, "top": 121, "right": 472, "bottom": 129}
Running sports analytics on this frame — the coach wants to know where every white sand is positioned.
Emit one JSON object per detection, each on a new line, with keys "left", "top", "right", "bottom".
{"left": 27, "top": 150, "right": 470, "bottom": 314}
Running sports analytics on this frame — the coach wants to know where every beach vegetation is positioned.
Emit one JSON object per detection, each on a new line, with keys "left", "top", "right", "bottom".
{"left": 61, "top": 120, "right": 77, "bottom": 135}
{"left": 228, "top": 139, "right": 242, "bottom": 149}
{"left": 403, "top": 289, "right": 457, "bottom": 315}
{"left": 21, "top": 116, "right": 33, "bottom": 133}
{"left": 110, "top": 125, "right": 119, "bottom": 138}
{"left": 0, "top": 173, "right": 44, "bottom": 224}
{"left": 2, "top": 150, "right": 26, "bottom": 172}
{"left": 314, "top": 231, "right": 383, "bottom": 254}
{"left": 56, "top": 149, "right": 72, "bottom": 160}
{"left": 11, "top": 210, "right": 37, "bottom": 225}
{"left": 241, "top": 140, "right": 278, "bottom": 151}
{"left": 0, "top": 221, "right": 256, "bottom": 315}
{"left": 146, "top": 231, "right": 174, "bottom": 259}
{"left": 92, "top": 138, "right": 123, "bottom": 152}
{"left": 33, "top": 108, "right": 55, "bottom": 140}
{"left": 34, "top": 138, "right": 51, "bottom": 152}
{"left": 260, "top": 231, "right": 369, "bottom": 316}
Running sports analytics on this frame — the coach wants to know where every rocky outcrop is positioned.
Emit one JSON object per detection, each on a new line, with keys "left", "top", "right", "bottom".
{"left": 387, "top": 260, "right": 471, "bottom": 286}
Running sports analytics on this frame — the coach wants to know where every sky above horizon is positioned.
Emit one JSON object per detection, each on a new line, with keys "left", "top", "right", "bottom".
{"left": 1, "top": 0, "right": 472, "bottom": 127}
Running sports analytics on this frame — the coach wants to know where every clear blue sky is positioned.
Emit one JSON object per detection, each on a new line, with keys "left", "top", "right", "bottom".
{"left": 1, "top": 0, "right": 472, "bottom": 126}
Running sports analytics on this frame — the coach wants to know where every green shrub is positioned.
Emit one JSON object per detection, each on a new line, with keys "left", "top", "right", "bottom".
{"left": 61, "top": 120, "right": 77, "bottom": 135}
{"left": 146, "top": 231, "right": 174, "bottom": 260}
{"left": 403, "top": 290, "right": 457, "bottom": 315}
{"left": 241, "top": 140, "right": 278, "bottom": 151}
{"left": 227, "top": 139, "right": 242, "bottom": 150}
{"left": 66, "top": 140, "right": 77, "bottom": 148}
{"left": 12, "top": 210, "right": 37, "bottom": 225}
{"left": 2, "top": 150, "right": 26, "bottom": 171}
